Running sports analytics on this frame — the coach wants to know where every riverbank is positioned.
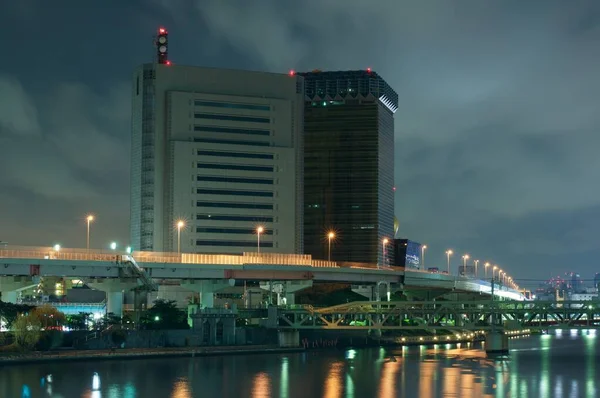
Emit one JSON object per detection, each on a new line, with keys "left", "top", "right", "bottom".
{"left": 0, "top": 345, "right": 304, "bottom": 366}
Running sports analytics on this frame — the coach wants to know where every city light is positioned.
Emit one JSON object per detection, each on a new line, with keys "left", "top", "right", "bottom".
{"left": 256, "top": 226, "right": 264, "bottom": 253}
{"left": 53, "top": 244, "right": 61, "bottom": 252}
{"left": 86, "top": 214, "right": 95, "bottom": 250}
{"left": 327, "top": 231, "right": 336, "bottom": 262}
{"left": 421, "top": 244, "right": 427, "bottom": 269}
{"left": 445, "top": 250, "right": 453, "bottom": 274}
{"left": 176, "top": 220, "right": 185, "bottom": 253}
{"left": 110, "top": 242, "right": 117, "bottom": 250}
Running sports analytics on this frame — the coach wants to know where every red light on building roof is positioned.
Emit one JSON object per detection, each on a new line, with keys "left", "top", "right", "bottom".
{"left": 367, "top": 67, "right": 372, "bottom": 73}
{"left": 289, "top": 70, "right": 295, "bottom": 76}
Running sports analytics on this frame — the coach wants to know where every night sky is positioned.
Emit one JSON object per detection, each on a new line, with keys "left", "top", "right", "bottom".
{"left": 1, "top": 1, "right": 599, "bottom": 287}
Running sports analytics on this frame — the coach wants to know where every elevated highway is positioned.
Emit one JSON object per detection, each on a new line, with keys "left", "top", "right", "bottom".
{"left": 0, "top": 246, "right": 524, "bottom": 313}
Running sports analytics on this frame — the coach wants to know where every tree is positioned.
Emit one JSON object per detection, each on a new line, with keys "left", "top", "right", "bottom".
{"left": 0, "top": 301, "right": 35, "bottom": 329}
{"left": 32, "top": 305, "right": 66, "bottom": 329}
{"left": 13, "top": 313, "right": 42, "bottom": 350}
{"left": 141, "top": 300, "right": 189, "bottom": 330}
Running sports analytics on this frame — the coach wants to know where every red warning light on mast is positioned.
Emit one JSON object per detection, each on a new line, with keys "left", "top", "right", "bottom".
{"left": 367, "top": 67, "right": 372, "bottom": 73}
{"left": 289, "top": 70, "right": 296, "bottom": 76}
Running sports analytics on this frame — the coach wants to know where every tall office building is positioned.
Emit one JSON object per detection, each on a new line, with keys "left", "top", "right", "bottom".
{"left": 130, "top": 63, "right": 304, "bottom": 254}
{"left": 298, "top": 70, "right": 398, "bottom": 265}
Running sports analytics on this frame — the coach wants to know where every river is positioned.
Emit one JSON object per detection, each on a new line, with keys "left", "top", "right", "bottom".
{"left": 1, "top": 330, "right": 598, "bottom": 397}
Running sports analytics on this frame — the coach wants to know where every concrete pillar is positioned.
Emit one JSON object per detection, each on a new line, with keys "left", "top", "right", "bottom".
{"left": 87, "top": 278, "right": 138, "bottom": 318}
{"left": 106, "top": 291, "right": 124, "bottom": 318}
{"left": 180, "top": 279, "right": 236, "bottom": 309}
{"left": 1, "top": 291, "right": 18, "bottom": 304}
{"left": 485, "top": 332, "right": 509, "bottom": 355}
{"left": 278, "top": 330, "right": 300, "bottom": 348}
{"left": 259, "top": 281, "right": 312, "bottom": 306}
{"left": 0, "top": 276, "right": 38, "bottom": 303}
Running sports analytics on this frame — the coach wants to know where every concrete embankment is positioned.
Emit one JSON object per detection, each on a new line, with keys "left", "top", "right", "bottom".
{"left": 0, "top": 345, "right": 303, "bottom": 366}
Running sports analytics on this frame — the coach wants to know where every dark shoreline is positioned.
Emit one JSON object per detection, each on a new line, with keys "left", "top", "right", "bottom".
{"left": 0, "top": 345, "right": 304, "bottom": 366}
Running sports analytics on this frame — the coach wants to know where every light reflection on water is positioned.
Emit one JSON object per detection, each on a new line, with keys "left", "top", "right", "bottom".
{"left": 1, "top": 333, "right": 599, "bottom": 398}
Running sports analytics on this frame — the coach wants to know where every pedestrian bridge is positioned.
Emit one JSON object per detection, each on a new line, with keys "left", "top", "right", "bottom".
{"left": 0, "top": 246, "right": 524, "bottom": 301}
{"left": 268, "top": 300, "right": 600, "bottom": 331}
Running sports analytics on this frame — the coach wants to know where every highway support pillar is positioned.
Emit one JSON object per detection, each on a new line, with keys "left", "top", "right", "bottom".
{"left": 278, "top": 330, "right": 300, "bottom": 348}
{"left": 259, "top": 280, "right": 313, "bottom": 306}
{"left": 87, "top": 278, "right": 138, "bottom": 318}
{"left": 181, "top": 279, "right": 236, "bottom": 309}
{"left": 485, "top": 332, "right": 509, "bottom": 355}
{"left": 0, "top": 276, "right": 38, "bottom": 303}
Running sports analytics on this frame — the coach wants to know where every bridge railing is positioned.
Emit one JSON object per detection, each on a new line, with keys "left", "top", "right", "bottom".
{"left": 0, "top": 246, "right": 120, "bottom": 262}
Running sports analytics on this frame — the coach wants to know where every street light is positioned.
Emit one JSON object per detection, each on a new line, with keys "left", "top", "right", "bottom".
{"left": 86, "top": 215, "right": 95, "bottom": 250}
{"left": 421, "top": 245, "right": 427, "bottom": 270}
{"left": 256, "top": 226, "right": 264, "bottom": 253}
{"left": 462, "top": 254, "right": 469, "bottom": 275}
{"left": 327, "top": 232, "right": 335, "bottom": 262}
{"left": 492, "top": 265, "right": 498, "bottom": 281}
{"left": 176, "top": 220, "right": 185, "bottom": 253}
{"left": 445, "top": 250, "right": 453, "bottom": 274}
{"left": 474, "top": 259, "right": 479, "bottom": 278}
{"left": 126, "top": 246, "right": 132, "bottom": 254}
{"left": 382, "top": 238, "right": 389, "bottom": 268}
{"left": 110, "top": 242, "right": 117, "bottom": 250}
{"left": 484, "top": 262, "right": 490, "bottom": 278}
{"left": 53, "top": 244, "right": 61, "bottom": 252}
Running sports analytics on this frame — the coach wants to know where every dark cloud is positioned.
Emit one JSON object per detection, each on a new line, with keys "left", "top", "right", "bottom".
{"left": 1, "top": 0, "right": 600, "bottom": 286}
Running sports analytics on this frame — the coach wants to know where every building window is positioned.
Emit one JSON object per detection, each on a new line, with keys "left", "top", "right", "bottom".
{"left": 193, "top": 138, "right": 270, "bottom": 147}
{"left": 197, "top": 188, "right": 273, "bottom": 197}
{"left": 196, "top": 227, "right": 271, "bottom": 234}
{"left": 196, "top": 202, "right": 273, "bottom": 210}
{"left": 197, "top": 150, "right": 274, "bottom": 160}
{"left": 197, "top": 163, "right": 273, "bottom": 172}
{"left": 197, "top": 214, "right": 273, "bottom": 222}
{"left": 194, "top": 126, "right": 270, "bottom": 136}
{"left": 194, "top": 113, "right": 270, "bottom": 124}
{"left": 194, "top": 101, "right": 270, "bottom": 111}
{"left": 197, "top": 176, "right": 273, "bottom": 185}
{"left": 196, "top": 240, "right": 274, "bottom": 248}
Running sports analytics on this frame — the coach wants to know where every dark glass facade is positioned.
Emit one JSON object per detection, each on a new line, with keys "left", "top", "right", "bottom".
{"left": 299, "top": 70, "right": 398, "bottom": 265}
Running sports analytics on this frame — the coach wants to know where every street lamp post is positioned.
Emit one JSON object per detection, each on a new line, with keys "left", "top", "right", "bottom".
{"left": 484, "top": 262, "right": 490, "bottom": 278}
{"left": 86, "top": 215, "right": 94, "bottom": 251}
{"left": 421, "top": 245, "right": 427, "bottom": 270}
{"left": 492, "top": 265, "right": 498, "bottom": 281}
{"left": 256, "top": 226, "right": 264, "bottom": 253}
{"left": 176, "top": 220, "right": 185, "bottom": 253}
{"left": 445, "top": 250, "right": 453, "bottom": 274}
{"left": 382, "top": 238, "right": 389, "bottom": 268}
{"left": 327, "top": 232, "right": 335, "bottom": 262}
{"left": 462, "top": 254, "right": 469, "bottom": 275}
{"left": 474, "top": 259, "right": 479, "bottom": 278}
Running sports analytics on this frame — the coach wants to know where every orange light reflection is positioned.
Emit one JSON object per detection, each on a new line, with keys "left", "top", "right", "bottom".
{"left": 252, "top": 372, "right": 271, "bottom": 398}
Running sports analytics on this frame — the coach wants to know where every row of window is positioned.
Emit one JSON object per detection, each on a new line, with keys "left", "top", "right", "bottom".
{"left": 197, "top": 175, "right": 274, "bottom": 185}
{"left": 196, "top": 227, "right": 272, "bottom": 234}
{"left": 194, "top": 101, "right": 270, "bottom": 111}
{"left": 196, "top": 214, "right": 274, "bottom": 222}
{"left": 197, "top": 163, "right": 274, "bottom": 172}
{"left": 197, "top": 201, "right": 273, "bottom": 210}
{"left": 197, "top": 150, "right": 274, "bottom": 160}
{"left": 196, "top": 240, "right": 274, "bottom": 248}
{"left": 194, "top": 138, "right": 270, "bottom": 147}
{"left": 194, "top": 113, "right": 270, "bottom": 124}
{"left": 194, "top": 125, "right": 270, "bottom": 136}
{"left": 197, "top": 188, "right": 273, "bottom": 197}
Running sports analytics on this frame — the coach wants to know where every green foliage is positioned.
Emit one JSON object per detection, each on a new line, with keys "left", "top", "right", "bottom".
{"left": 66, "top": 312, "right": 92, "bottom": 330}
{"left": 141, "top": 299, "right": 189, "bottom": 330}
{"left": 111, "top": 330, "right": 127, "bottom": 346}
{"left": 33, "top": 305, "right": 66, "bottom": 329}
{"left": 12, "top": 313, "right": 42, "bottom": 350}
{"left": 0, "top": 301, "right": 34, "bottom": 328}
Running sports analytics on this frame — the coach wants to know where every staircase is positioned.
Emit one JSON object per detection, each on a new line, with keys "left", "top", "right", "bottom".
{"left": 122, "top": 255, "right": 158, "bottom": 291}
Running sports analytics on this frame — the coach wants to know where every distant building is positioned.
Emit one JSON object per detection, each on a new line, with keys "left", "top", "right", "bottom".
{"left": 393, "top": 239, "right": 421, "bottom": 269}
{"left": 299, "top": 69, "right": 398, "bottom": 264}
{"left": 130, "top": 64, "right": 304, "bottom": 254}
{"left": 595, "top": 273, "right": 600, "bottom": 290}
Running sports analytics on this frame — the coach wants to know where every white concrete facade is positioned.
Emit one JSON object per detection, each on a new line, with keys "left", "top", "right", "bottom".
{"left": 131, "top": 64, "right": 304, "bottom": 255}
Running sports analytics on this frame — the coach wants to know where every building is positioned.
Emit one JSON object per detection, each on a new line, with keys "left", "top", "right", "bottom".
{"left": 298, "top": 70, "right": 398, "bottom": 265}
{"left": 130, "top": 64, "right": 304, "bottom": 254}
{"left": 393, "top": 239, "right": 421, "bottom": 269}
